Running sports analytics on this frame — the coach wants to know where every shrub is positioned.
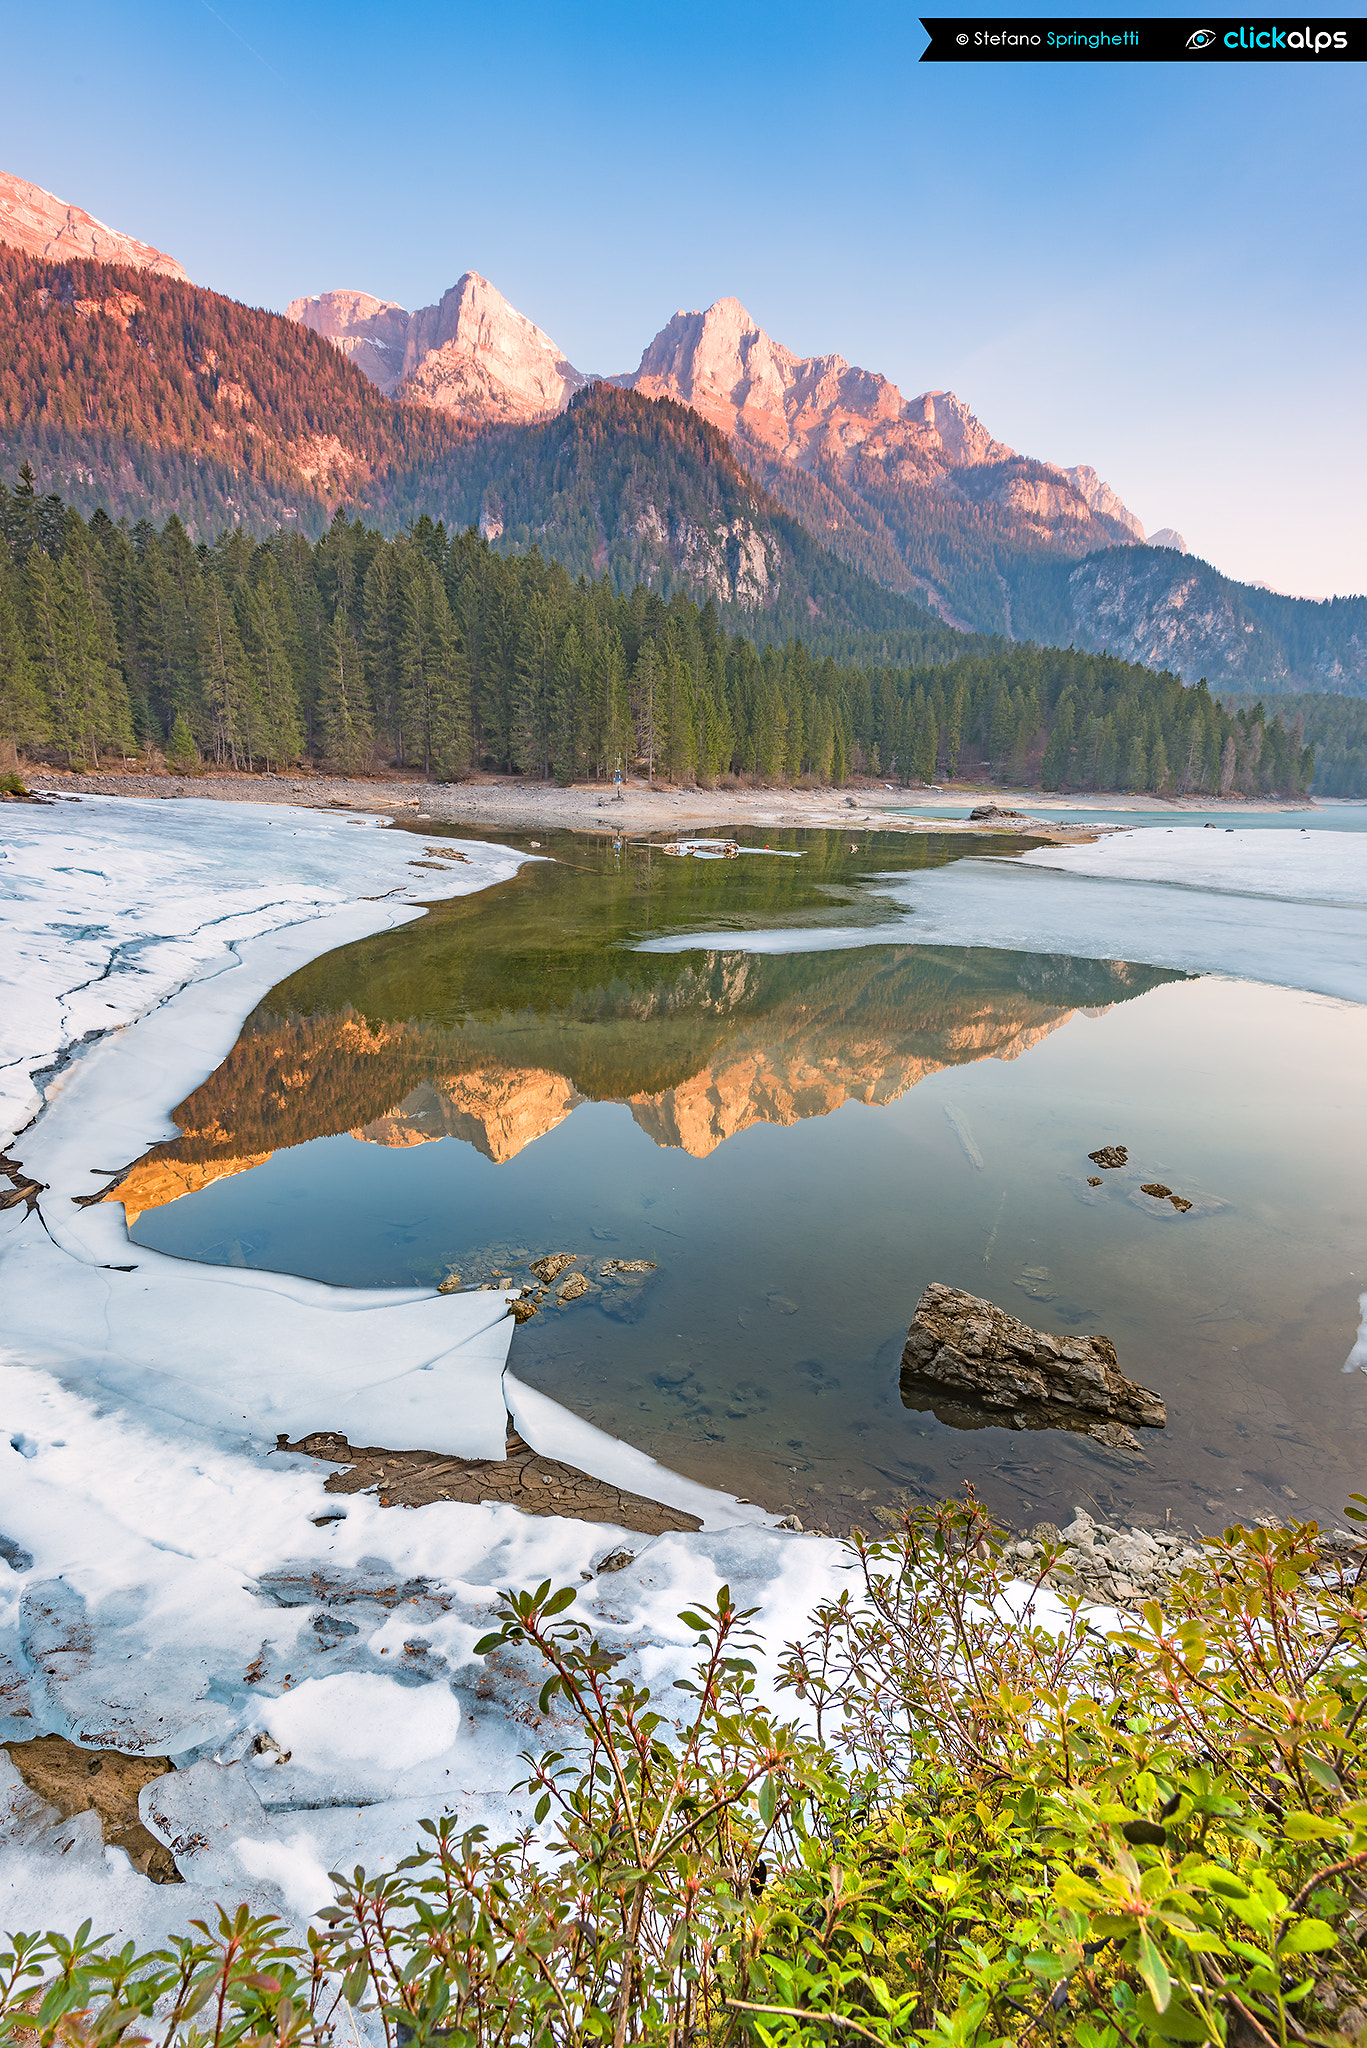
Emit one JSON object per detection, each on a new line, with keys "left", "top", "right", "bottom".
{"left": 3, "top": 1498, "right": 1366, "bottom": 2048}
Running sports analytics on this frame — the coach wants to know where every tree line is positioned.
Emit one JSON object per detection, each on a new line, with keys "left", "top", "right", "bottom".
{"left": 0, "top": 469, "right": 1313, "bottom": 796}
{"left": 1223, "top": 689, "right": 1367, "bottom": 798}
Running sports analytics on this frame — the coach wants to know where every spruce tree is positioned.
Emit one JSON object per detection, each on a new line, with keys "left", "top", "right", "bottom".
{"left": 238, "top": 585, "right": 304, "bottom": 770}
{"left": 197, "top": 578, "right": 261, "bottom": 768}
{"left": 362, "top": 548, "right": 402, "bottom": 762}
{"left": 317, "top": 605, "right": 373, "bottom": 775}
{"left": 1041, "top": 696, "right": 1075, "bottom": 789}
{"left": 166, "top": 711, "right": 200, "bottom": 774}
{"left": 0, "top": 560, "right": 47, "bottom": 751}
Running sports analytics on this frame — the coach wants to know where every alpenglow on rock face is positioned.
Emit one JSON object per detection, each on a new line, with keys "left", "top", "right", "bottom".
{"left": 287, "top": 273, "right": 589, "bottom": 421}
{"left": 0, "top": 169, "right": 189, "bottom": 281}
{"left": 900, "top": 1282, "right": 1166, "bottom": 1428}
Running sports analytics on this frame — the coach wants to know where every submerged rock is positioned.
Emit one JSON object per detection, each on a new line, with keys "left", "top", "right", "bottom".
{"left": 557, "top": 1271, "right": 591, "bottom": 1302}
{"left": 599, "top": 1258, "right": 657, "bottom": 1276}
{"left": 899, "top": 1282, "right": 1166, "bottom": 1428}
{"left": 529, "top": 1252, "right": 578, "bottom": 1284}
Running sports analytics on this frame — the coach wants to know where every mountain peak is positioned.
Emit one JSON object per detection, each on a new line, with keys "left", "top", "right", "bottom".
{"left": 0, "top": 169, "right": 188, "bottom": 281}
{"left": 399, "top": 270, "right": 589, "bottom": 420}
{"left": 286, "top": 289, "right": 410, "bottom": 393}
{"left": 287, "top": 270, "right": 588, "bottom": 422}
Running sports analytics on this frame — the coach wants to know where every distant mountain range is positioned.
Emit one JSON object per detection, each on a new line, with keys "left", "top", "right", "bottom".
{"left": 2, "top": 169, "right": 1363, "bottom": 693}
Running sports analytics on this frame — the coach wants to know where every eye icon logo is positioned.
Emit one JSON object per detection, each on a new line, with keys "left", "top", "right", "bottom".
{"left": 1186, "top": 26, "right": 1218, "bottom": 47}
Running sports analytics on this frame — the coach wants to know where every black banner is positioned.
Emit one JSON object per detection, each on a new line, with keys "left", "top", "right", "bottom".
{"left": 919, "top": 17, "right": 1362, "bottom": 57}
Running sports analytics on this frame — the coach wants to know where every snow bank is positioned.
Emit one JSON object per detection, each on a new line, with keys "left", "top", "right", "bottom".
{"left": 0, "top": 793, "right": 525, "bottom": 1147}
{"left": 0, "top": 795, "right": 801, "bottom": 1942}
{"left": 637, "top": 827, "right": 1367, "bottom": 1003}
{"left": 1016, "top": 825, "right": 1367, "bottom": 905}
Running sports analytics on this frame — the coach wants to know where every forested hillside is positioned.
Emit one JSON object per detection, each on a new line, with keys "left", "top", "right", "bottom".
{"left": 1221, "top": 691, "right": 1367, "bottom": 796}
{"left": 0, "top": 249, "right": 985, "bottom": 645}
{"left": 1004, "top": 545, "right": 1367, "bottom": 694}
{"left": 0, "top": 470, "right": 1311, "bottom": 796}
{"left": 0, "top": 244, "right": 476, "bottom": 535}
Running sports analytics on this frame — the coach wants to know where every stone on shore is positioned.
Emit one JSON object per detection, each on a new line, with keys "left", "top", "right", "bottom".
{"left": 899, "top": 1282, "right": 1166, "bottom": 1428}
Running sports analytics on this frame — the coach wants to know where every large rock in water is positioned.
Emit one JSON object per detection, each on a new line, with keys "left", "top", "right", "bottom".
{"left": 900, "top": 1283, "right": 1165, "bottom": 1428}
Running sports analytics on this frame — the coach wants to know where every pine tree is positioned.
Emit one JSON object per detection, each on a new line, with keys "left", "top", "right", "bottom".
{"left": 1040, "top": 696, "right": 1075, "bottom": 789}
{"left": 0, "top": 560, "right": 47, "bottom": 750}
{"left": 631, "top": 640, "right": 664, "bottom": 783}
{"left": 25, "top": 549, "right": 76, "bottom": 759}
{"left": 317, "top": 605, "right": 373, "bottom": 774}
{"left": 197, "top": 578, "right": 261, "bottom": 768}
{"left": 946, "top": 679, "right": 966, "bottom": 777}
{"left": 58, "top": 520, "right": 136, "bottom": 765}
{"left": 1121, "top": 727, "right": 1149, "bottom": 792}
{"left": 362, "top": 548, "right": 402, "bottom": 762}
{"left": 166, "top": 711, "right": 200, "bottom": 774}
{"left": 513, "top": 594, "right": 556, "bottom": 777}
{"left": 238, "top": 585, "right": 304, "bottom": 770}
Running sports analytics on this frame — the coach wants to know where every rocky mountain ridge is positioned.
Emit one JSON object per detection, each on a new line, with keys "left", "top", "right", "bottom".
{"left": 290, "top": 277, "right": 1152, "bottom": 570}
{"left": 2, "top": 169, "right": 1361, "bottom": 689}
{"left": 0, "top": 169, "right": 188, "bottom": 282}
{"left": 288, "top": 273, "right": 589, "bottom": 421}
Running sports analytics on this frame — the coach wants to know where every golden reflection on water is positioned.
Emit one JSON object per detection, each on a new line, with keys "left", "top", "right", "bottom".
{"left": 122, "top": 828, "right": 1367, "bottom": 1537}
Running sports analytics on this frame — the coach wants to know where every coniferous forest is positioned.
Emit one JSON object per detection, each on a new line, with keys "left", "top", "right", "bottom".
{"left": 0, "top": 466, "right": 1313, "bottom": 797}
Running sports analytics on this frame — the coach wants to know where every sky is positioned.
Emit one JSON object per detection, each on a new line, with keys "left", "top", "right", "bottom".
{"left": 4, "top": 0, "right": 1364, "bottom": 598}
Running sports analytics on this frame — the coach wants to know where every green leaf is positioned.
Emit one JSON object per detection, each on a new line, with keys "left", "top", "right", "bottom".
{"left": 542, "top": 1586, "right": 578, "bottom": 1616}
{"left": 1283, "top": 1811, "right": 1345, "bottom": 1841}
{"left": 1303, "top": 1756, "right": 1343, "bottom": 1794}
{"left": 1136, "top": 1929, "right": 1172, "bottom": 2013}
{"left": 472, "top": 1631, "right": 506, "bottom": 1656}
{"left": 1278, "top": 1918, "right": 1336, "bottom": 1956}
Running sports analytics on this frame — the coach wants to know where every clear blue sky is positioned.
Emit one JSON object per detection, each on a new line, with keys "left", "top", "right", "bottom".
{"left": 5, "top": 0, "right": 1364, "bottom": 597}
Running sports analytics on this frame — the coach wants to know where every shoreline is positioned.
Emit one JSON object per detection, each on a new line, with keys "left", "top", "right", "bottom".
{"left": 13, "top": 764, "right": 1317, "bottom": 844}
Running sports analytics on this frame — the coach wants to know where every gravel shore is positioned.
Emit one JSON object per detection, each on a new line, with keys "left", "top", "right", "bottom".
{"left": 17, "top": 764, "right": 1280, "bottom": 841}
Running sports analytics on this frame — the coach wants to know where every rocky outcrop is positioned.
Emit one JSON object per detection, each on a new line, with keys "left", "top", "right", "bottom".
{"left": 286, "top": 273, "right": 588, "bottom": 423}
{"left": 1060, "top": 547, "right": 1367, "bottom": 691}
{"left": 625, "top": 298, "right": 1144, "bottom": 550}
{"left": 397, "top": 272, "right": 588, "bottom": 421}
{"left": 284, "top": 290, "right": 409, "bottom": 394}
{"left": 289, "top": 270, "right": 1144, "bottom": 557}
{"left": 900, "top": 1282, "right": 1166, "bottom": 1428}
{"left": 0, "top": 170, "right": 189, "bottom": 280}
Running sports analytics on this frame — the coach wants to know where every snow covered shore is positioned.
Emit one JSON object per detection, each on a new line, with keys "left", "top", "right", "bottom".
{"left": 639, "top": 826, "right": 1367, "bottom": 1003}
{"left": 1, "top": 795, "right": 804, "bottom": 1944}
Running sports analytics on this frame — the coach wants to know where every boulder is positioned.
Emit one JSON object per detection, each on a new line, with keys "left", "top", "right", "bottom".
{"left": 899, "top": 1282, "right": 1165, "bottom": 1428}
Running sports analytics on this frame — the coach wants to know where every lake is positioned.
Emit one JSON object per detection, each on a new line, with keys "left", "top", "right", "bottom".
{"left": 123, "top": 822, "right": 1367, "bottom": 1539}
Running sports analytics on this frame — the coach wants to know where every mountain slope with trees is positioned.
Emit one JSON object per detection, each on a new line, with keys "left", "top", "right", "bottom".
{"left": 0, "top": 469, "right": 1311, "bottom": 798}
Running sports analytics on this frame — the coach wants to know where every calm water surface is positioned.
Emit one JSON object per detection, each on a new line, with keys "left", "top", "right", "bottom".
{"left": 126, "top": 824, "right": 1367, "bottom": 1536}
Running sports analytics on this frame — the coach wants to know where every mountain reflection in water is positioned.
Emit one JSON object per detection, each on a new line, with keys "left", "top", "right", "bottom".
{"left": 120, "top": 825, "right": 1367, "bottom": 1541}
{"left": 114, "top": 944, "right": 1176, "bottom": 1220}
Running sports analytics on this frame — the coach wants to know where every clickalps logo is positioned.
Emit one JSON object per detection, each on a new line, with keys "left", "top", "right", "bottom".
{"left": 1188, "top": 21, "right": 1351, "bottom": 48}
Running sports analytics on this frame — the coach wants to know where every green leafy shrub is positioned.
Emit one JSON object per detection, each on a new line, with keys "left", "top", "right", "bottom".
{"left": 4, "top": 1497, "right": 1366, "bottom": 2048}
